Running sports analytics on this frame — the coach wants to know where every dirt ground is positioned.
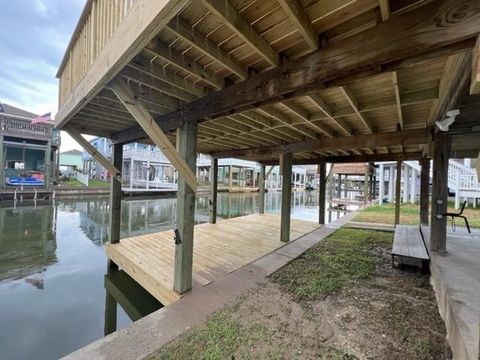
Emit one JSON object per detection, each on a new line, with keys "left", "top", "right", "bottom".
{"left": 151, "top": 230, "right": 451, "bottom": 360}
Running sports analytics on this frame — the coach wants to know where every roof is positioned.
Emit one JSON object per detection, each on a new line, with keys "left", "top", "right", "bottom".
{"left": 60, "top": 149, "right": 83, "bottom": 156}
{"left": 1, "top": 102, "right": 38, "bottom": 119}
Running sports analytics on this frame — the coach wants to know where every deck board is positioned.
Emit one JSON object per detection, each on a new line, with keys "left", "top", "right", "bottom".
{"left": 392, "top": 225, "right": 429, "bottom": 260}
{"left": 106, "top": 214, "right": 319, "bottom": 305}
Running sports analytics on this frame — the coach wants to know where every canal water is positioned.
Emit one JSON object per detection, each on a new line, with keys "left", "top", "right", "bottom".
{"left": 0, "top": 191, "right": 352, "bottom": 360}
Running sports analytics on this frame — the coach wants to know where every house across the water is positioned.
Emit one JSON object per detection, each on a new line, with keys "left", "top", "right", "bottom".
{"left": 0, "top": 103, "right": 59, "bottom": 190}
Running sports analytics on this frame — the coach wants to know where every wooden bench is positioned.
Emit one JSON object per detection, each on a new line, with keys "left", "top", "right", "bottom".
{"left": 391, "top": 225, "right": 430, "bottom": 269}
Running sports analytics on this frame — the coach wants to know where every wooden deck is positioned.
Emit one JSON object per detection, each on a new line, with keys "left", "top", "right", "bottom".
{"left": 106, "top": 214, "right": 319, "bottom": 305}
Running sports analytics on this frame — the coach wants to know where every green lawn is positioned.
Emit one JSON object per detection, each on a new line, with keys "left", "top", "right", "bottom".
{"left": 57, "top": 178, "right": 110, "bottom": 189}
{"left": 353, "top": 201, "right": 480, "bottom": 228}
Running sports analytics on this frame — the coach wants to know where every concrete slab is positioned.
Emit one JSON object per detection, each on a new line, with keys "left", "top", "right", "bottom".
{"left": 429, "top": 227, "right": 480, "bottom": 360}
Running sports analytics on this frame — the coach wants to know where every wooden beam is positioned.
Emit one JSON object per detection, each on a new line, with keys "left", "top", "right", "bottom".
{"left": 56, "top": 0, "right": 191, "bottom": 128}
{"left": 392, "top": 72, "right": 404, "bottom": 130}
{"left": 174, "top": 119, "right": 198, "bottom": 294}
{"left": 283, "top": 102, "right": 334, "bottom": 138}
{"left": 166, "top": 17, "right": 248, "bottom": 79}
{"left": 66, "top": 127, "right": 121, "bottom": 177}
{"left": 259, "top": 165, "right": 266, "bottom": 214}
{"left": 212, "top": 128, "right": 433, "bottom": 158}
{"left": 209, "top": 157, "right": 218, "bottom": 224}
{"left": 395, "top": 160, "right": 401, "bottom": 225}
{"left": 379, "top": 0, "right": 390, "bottom": 21}
{"left": 280, "top": 152, "right": 292, "bottom": 242}
{"left": 278, "top": 0, "right": 318, "bottom": 50}
{"left": 340, "top": 86, "right": 374, "bottom": 133}
{"left": 430, "top": 134, "right": 450, "bottom": 253}
{"left": 145, "top": 40, "right": 225, "bottom": 90}
{"left": 318, "top": 161, "right": 326, "bottom": 225}
{"left": 110, "top": 78, "right": 198, "bottom": 192}
{"left": 201, "top": 0, "right": 280, "bottom": 67}
{"left": 261, "top": 152, "right": 425, "bottom": 166}
{"left": 470, "top": 35, "right": 480, "bottom": 94}
{"left": 308, "top": 94, "right": 352, "bottom": 135}
{"left": 420, "top": 158, "right": 430, "bottom": 225}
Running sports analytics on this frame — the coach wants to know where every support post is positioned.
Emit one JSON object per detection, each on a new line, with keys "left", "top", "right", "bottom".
{"left": 395, "top": 160, "right": 402, "bottom": 225}
{"left": 403, "top": 165, "right": 410, "bottom": 203}
{"left": 108, "top": 143, "right": 123, "bottom": 269}
{"left": 420, "top": 159, "right": 430, "bottom": 225}
{"left": 410, "top": 168, "right": 417, "bottom": 203}
{"left": 337, "top": 174, "right": 342, "bottom": 199}
{"left": 343, "top": 174, "right": 348, "bottom": 198}
{"left": 259, "top": 165, "right": 266, "bottom": 214}
{"left": 209, "top": 157, "right": 218, "bottom": 224}
{"left": 378, "top": 164, "right": 385, "bottom": 205}
{"left": 174, "top": 120, "right": 198, "bottom": 294}
{"left": 318, "top": 161, "right": 326, "bottom": 225}
{"left": 280, "top": 152, "right": 292, "bottom": 242}
{"left": 388, "top": 165, "right": 394, "bottom": 203}
{"left": 431, "top": 135, "right": 450, "bottom": 253}
{"left": 44, "top": 143, "right": 51, "bottom": 189}
{"left": 363, "top": 166, "right": 369, "bottom": 204}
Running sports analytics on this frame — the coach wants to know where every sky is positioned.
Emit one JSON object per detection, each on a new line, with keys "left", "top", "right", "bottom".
{"left": 0, "top": 0, "right": 89, "bottom": 151}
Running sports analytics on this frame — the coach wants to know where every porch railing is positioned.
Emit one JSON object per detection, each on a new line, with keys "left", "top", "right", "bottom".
{"left": 0, "top": 117, "right": 55, "bottom": 143}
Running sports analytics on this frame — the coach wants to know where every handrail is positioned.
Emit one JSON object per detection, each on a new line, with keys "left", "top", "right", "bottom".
{"left": 0, "top": 117, "right": 54, "bottom": 141}
{"left": 57, "top": 0, "right": 137, "bottom": 107}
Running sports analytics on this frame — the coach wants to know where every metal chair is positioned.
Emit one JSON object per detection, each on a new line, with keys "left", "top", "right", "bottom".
{"left": 444, "top": 200, "right": 471, "bottom": 233}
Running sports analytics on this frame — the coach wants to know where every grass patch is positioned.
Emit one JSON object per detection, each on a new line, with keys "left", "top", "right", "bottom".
{"left": 57, "top": 178, "right": 110, "bottom": 189}
{"left": 353, "top": 201, "right": 480, "bottom": 228}
{"left": 270, "top": 228, "right": 392, "bottom": 301}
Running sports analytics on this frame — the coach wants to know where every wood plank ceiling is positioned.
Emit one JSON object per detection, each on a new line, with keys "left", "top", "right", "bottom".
{"left": 64, "top": 0, "right": 474, "bottom": 162}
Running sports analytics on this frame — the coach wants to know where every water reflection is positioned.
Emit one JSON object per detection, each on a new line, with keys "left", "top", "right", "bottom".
{"left": 104, "top": 269, "right": 163, "bottom": 336}
{"left": 0, "top": 191, "right": 354, "bottom": 360}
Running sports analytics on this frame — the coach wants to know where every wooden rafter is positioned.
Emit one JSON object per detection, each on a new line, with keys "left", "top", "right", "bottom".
{"left": 144, "top": 40, "right": 224, "bottom": 90}
{"left": 166, "top": 17, "right": 248, "bottom": 79}
{"left": 201, "top": 0, "right": 280, "bottom": 67}
{"left": 340, "top": 86, "right": 374, "bottom": 133}
{"left": 379, "top": 0, "right": 390, "bottom": 21}
{"left": 307, "top": 94, "right": 352, "bottom": 135}
{"left": 110, "top": 78, "right": 199, "bottom": 192}
{"left": 282, "top": 101, "right": 334, "bottom": 138}
{"left": 277, "top": 0, "right": 318, "bottom": 50}
{"left": 391, "top": 71, "right": 404, "bottom": 130}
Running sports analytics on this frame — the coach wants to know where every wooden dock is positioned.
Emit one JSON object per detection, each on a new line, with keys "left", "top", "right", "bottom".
{"left": 106, "top": 214, "right": 319, "bottom": 305}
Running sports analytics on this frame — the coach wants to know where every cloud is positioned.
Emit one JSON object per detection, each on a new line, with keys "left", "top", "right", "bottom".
{"left": 0, "top": 0, "right": 86, "bottom": 150}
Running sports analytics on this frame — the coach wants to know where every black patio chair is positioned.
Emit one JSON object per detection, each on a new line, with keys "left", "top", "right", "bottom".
{"left": 444, "top": 200, "right": 471, "bottom": 233}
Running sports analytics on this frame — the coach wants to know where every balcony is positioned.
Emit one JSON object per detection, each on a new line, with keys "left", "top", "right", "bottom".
{"left": 1, "top": 117, "right": 58, "bottom": 145}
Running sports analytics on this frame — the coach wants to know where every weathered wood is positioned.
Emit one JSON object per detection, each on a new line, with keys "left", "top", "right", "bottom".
{"left": 174, "top": 119, "right": 198, "bottom": 294}
{"left": 420, "top": 158, "right": 430, "bottom": 225}
{"left": 201, "top": 0, "right": 279, "bottom": 66}
{"left": 259, "top": 165, "right": 266, "bottom": 214}
{"left": 213, "top": 128, "right": 432, "bottom": 158}
{"left": 280, "top": 152, "right": 293, "bottom": 242}
{"left": 392, "top": 225, "right": 429, "bottom": 260}
{"left": 395, "top": 160, "right": 402, "bottom": 225}
{"left": 278, "top": 0, "right": 318, "bottom": 50}
{"left": 0, "top": 136, "right": 4, "bottom": 187}
{"left": 135, "top": 0, "right": 480, "bottom": 133}
{"left": 110, "top": 78, "right": 199, "bottom": 192}
{"left": 363, "top": 166, "right": 369, "bottom": 204}
{"left": 209, "top": 157, "right": 218, "bottom": 224}
{"left": 44, "top": 143, "right": 52, "bottom": 189}
{"left": 318, "top": 162, "right": 326, "bottom": 225}
{"left": 471, "top": 35, "right": 480, "bottom": 94}
{"left": 430, "top": 135, "right": 450, "bottom": 253}
{"left": 56, "top": 0, "right": 191, "bottom": 127}
{"left": 66, "top": 127, "right": 121, "bottom": 177}
{"left": 104, "top": 287, "right": 117, "bottom": 336}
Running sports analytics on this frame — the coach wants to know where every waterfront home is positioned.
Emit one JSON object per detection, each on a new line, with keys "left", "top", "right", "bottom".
{"left": 53, "top": 0, "right": 480, "bottom": 358}
{"left": 59, "top": 149, "right": 83, "bottom": 177}
{"left": 0, "top": 103, "right": 59, "bottom": 189}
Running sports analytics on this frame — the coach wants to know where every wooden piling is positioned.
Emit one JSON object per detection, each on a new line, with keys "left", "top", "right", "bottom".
{"left": 209, "top": 157, "right": 218, "bottom": 224}
{"left": 318, "top": 162, "right": 326, "bottom": 225}
{"left": 420, "top": 159, "right": 430, "bottom": 225}
{"left": 280, "top": 152, "right": 292, "bottom": 242}
{"left": 395, "top": 160, "right": 402, "bottom": 225}
{"left": 259, "top": 165, "right": 265, "bottom": 214}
